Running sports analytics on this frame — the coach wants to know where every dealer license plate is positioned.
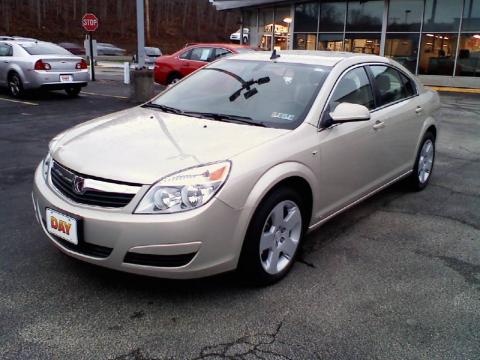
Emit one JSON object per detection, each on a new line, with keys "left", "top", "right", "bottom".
{"left": 46, "top": 208, "right": 78, "bottom": 245}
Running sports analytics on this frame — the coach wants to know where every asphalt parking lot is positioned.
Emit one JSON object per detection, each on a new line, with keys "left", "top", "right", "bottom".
{"left": 0, "top": 80, "right": 479, "bottom": 360}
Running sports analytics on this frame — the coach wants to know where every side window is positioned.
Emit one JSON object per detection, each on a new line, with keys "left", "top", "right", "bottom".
{"left": 189, "top": 47, "right": 213, "bottom": 62}
{"left": 214, "top": 48, "right": 232, "bottom": 60}
{"left": 0, "top": 44, "right": 12, "bottom": 56}
{"left": 328, "top": 67, "right": 375, "bottom": 114}
{"left": 399, "top": 72, "right": 416, "bottom": 98}
{"left": 369, "top": 65, "right": 407, "bottom": 107}
{"left": 179, "top": 50, "right": 191, "bottom": 60}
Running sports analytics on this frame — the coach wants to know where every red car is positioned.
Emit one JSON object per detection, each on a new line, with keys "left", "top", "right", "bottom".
{"left": 154, "top": 43, "right": 255, "bottom": 85}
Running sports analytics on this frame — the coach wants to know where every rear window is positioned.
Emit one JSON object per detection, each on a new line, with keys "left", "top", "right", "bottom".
{"left": 20, "top": 42, "right": 72, "bottom": 55}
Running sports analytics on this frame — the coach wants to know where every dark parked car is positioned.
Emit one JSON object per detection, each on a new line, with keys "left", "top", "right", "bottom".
{"left": 58, "top": 42, "right": 85, "bottom": 55}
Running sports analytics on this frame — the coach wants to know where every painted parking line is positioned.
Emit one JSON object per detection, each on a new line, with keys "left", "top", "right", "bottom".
{"left": 0, "top": 97, "right": 38, "bottom": 106}
{"left": 428, "top": 86, "right": 480, "bottom": 94}
{"left": 82, "top": 91, "right": 128, "bottom": 100}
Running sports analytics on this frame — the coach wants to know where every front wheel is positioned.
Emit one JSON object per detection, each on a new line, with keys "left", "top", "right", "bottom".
{"left": 238, "top": 187, "right": 305, "bottom": 285}
{"left": 65, "top": 86, "right": 81, "bottom": 97}
{"left": 406, "top": 132, "right": 436, "bottom": 191}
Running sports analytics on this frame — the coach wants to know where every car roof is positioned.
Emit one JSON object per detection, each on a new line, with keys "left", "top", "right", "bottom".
{"left": 229, "top": 50, "right": 387, "bottom": 67}
{"left": 186, "top": 43, "right": 252, "bottom": 49}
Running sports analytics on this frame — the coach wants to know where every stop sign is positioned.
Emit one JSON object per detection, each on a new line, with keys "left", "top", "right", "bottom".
{"left": 82, "top": 13, "right": 99, "bottom": 32}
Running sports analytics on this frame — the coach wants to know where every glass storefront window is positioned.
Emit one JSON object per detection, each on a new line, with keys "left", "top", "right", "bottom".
{"left": 419, "top": 33, "right": 458, "bottom": 75}
{"left": 346, "top": 0, "right": 384, "bottom": 32}
{"left": 423, "top": 0, "right": 462, "bottom": 32}
{"left": 243, "top": 10, "right": 257, "bottom": 46}
{"left": 463, "top": 0, "right": 480, "bottom": 31}
{"left": 385, "top": 33, "right": 420, "bottom": 73}
{"left": 456, "top": 34, "right": 480, "bottom": 76}
{"left": 319, "top": 1, "right": 347, "bottom": 32}
{"left": 275, "top": 7, "right": 292, "bottom": 50}
{"left": 387, "top": 0, "right": 424, "bottom": 32}
{"left": 344, "top": 33, "right": 381, "bottom": 54}
{"left": 293, "top": 33, "right": 317, "bottom": 50}
{"left": 318, "top": 33, "right": 344, "bottom": 51}
{"left": 259, "top": 8, "right": 274, "bottom": 50}
{"left": 294, "top": 2, "right": 319, "bottom": 33}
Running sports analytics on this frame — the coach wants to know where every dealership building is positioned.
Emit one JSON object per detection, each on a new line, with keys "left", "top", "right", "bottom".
{"left": 212, "top": 0, "right": 480, "bottom": 88}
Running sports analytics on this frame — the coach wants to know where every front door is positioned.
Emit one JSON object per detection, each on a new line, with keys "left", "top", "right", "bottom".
{"left": 315, "top": 66, "right": 388, "bottom": 220}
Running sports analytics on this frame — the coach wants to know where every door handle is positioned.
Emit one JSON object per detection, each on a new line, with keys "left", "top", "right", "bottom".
{"left": 3, "top": 61, "right": 8, "bottom": 63}
{"left": 373, "top": 120, "right": 385, "bottom": 130}
{"left": 416, "top": 106, "right": 423, "bottom": 114}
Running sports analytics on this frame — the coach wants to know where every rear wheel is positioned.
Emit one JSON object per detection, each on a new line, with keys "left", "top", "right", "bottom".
{"left": 8, "top": 72, "right": 24, "bottom": 98}
{"left": 238, "top": 187, "right": 305, "bottom": 285}
{"left": 65, "top": 86, "right": 81, "bottom": 97}
{"left": 406, "top": 132, "right": 436, "bottom": 191}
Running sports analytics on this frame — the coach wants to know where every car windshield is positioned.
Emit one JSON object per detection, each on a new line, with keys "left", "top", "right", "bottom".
{"left": 150, "top": 59, "right": 331, "bottom": 129}
{"left": 20, "top": 42, "right": 72, "bottom": 55}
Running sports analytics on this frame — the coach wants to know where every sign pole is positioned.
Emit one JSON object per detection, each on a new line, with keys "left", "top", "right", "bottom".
{"left": 136, "top": 0, "right": 146, "bottom": 68}
{"left": 82, "top": 13, "right": 98, "bottom": 81}
{"left": 89, "top": 32, "right": 95, "bottom": 81}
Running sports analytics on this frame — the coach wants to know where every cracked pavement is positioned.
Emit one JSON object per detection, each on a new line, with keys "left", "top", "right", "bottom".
{"left": 0, "top": 84, "right": 479, "bottom": 359}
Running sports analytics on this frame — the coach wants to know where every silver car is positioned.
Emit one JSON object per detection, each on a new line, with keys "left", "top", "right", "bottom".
{"left": 32, "top": 51, "right": 440, "bottom": 284}
{"left": 0, "top": 40, "right": 89, "bottom": 97}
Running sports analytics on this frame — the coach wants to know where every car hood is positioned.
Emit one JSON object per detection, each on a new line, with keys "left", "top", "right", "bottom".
{"left": 52, "top": 107, "right": 288, "bottom": 184}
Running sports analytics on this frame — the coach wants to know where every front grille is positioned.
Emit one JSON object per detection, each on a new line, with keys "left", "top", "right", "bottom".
{"left": 50, "top": 161, "right": 138, "bottom": 208}
{"left": 124, "top": 252, "right": 196, "bottom": 267}
{"left": 54, "top": 235, "right": 113, "bottom": 258}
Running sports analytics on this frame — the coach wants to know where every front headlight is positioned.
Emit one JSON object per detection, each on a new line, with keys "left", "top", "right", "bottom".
{"left": 135, "top": 161, "right": 231, "bottom": 214}
{"left": 42, "top": 152, "right": 52, "bottom": 180}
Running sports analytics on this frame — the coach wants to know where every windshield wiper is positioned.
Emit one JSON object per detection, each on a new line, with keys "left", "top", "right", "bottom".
{"left": 142, "top": 102, "right": 184, "bottom": 115}
{"left": 183, "top": 112, "right": 266, "bottom": 127}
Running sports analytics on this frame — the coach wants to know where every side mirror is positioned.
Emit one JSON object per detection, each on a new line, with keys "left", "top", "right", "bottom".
{"left": 329, "top": 102, "right": 370, "bottom": 123}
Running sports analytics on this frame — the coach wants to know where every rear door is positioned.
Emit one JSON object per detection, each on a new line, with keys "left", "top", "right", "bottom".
{"left": 0, "top": 43, "right": 13, "bottom": 85}
{"left": 367, "top": 64, "right": 422, "bottom": 178}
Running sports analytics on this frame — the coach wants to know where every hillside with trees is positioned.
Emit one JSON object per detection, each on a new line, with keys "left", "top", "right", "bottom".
{"left": 0, "top": 0, "right": 240, "bottom": 53}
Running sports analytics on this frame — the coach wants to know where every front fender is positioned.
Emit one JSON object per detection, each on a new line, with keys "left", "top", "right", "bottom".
{"left": 219, "top": 161, "right": 319, "bottom": 266}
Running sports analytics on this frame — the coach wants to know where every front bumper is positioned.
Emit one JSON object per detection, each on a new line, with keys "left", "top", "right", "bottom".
{"left": 24, "top": 70, "right": 89, "bottom": 90}
{"left": 32, "top": 164, "right": 243, "bottom": 279}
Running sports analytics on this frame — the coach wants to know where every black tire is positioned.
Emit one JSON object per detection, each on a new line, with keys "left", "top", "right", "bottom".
{"left": 406, "top": 132, "right": 436, "bottom": 191}
{"left": 8, "top": 72, "right": 24, "bottom": 98}
{"left": 65, "top": 86, "right": 81, "bottom": 97}
{"left": 237, "top": 187, "right": 306, "bottom": 285}
{"left": 167, "top": 73, "right": 182, "bottom": 85}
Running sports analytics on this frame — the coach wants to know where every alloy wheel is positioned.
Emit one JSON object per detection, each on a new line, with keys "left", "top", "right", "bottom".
{"left": 259, "top": 200, "right": 302, "bottom": 275}
{"left": 9, "top": 76, "right": 21, "bottom": 96}
{"left": 418, "top": 139, "right": 434, "bottom": 184}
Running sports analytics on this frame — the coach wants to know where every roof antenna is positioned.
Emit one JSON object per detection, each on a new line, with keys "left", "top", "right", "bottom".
{"left": 270, "top": 49, "right": 280, "bottom": 60}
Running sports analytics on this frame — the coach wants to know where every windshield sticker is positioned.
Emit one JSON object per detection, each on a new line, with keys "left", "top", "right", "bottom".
{"left": 271, "top": 112, "right": 295, "bottom": 121}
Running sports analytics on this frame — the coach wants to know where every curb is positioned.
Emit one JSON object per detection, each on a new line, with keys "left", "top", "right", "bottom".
{"left": 428, "top": 86, "right": 480, "bottom": 94}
